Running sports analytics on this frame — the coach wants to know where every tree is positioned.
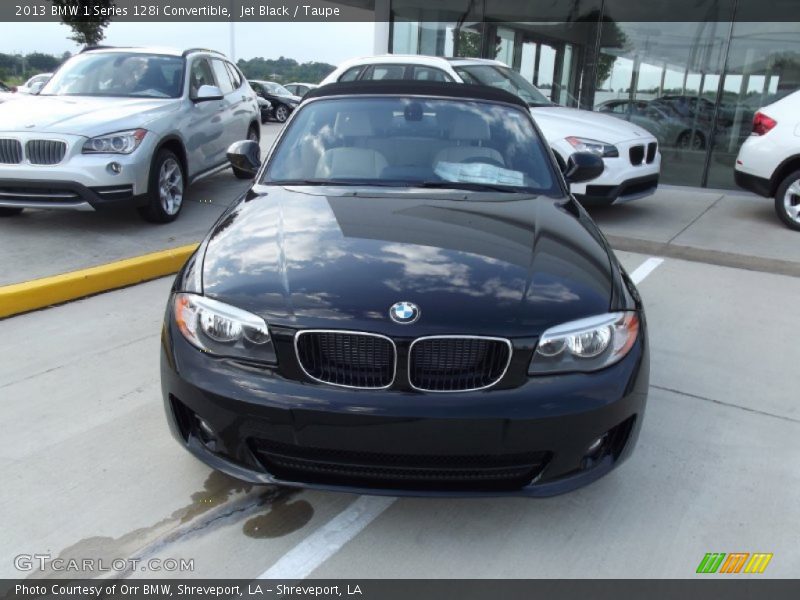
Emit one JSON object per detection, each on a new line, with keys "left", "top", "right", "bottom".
{"left": 26, "top": 52, "right": 61, "bottom": 72}
{"left": 51, "top": 0, "right": 114, "bottom": 46}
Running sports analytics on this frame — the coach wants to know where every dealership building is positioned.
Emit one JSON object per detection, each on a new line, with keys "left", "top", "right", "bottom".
{"left": 362, "top": 0, "right": 800, "bottom": 190}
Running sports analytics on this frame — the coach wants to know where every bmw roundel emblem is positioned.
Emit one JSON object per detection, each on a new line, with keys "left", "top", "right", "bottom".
{"left": 389, "top": 301, "right": 420, "bottom": 324}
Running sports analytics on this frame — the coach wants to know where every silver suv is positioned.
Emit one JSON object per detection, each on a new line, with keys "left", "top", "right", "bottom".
{"left": 0, "top": 47, "right": 261, "bottom": 222}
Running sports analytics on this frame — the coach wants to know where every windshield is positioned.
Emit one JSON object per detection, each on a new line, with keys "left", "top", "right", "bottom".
{"left": 40, "top": 53, "right": 185, "bottom": 98}
{"left": 455, "top": 65, "right": 552, "bottom": 107}
{"left": 263, "top": 97, "right": 558, "bottom": 195}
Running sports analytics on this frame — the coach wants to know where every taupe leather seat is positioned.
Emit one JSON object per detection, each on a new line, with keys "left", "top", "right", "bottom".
{"left": 315, "top": 112, "right": 388, "bottom": 179}
{"left": 434, "top": 112, "right": 504, "bottom": 165}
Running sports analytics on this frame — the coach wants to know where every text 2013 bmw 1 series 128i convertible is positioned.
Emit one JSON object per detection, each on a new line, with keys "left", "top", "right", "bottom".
{"left": 161, "top": 81, "right": 649, "bottom": 497}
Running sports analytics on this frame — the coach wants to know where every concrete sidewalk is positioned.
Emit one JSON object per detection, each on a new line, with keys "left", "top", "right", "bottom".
{"left": 588, "top": 185, "right": 800, "bottom": 278}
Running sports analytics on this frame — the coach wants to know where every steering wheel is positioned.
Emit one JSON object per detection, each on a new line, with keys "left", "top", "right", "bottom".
{"left": 462, "top": 156, "right": 504, "bottom": 168}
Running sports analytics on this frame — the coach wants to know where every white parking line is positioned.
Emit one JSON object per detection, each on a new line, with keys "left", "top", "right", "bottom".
{"left": 257, "top": 256, "right": 664, "bottom": 581}
{"left": 630, "top": 257, "right": 664, "bottom": 284}
{"left": 257, "top": 495, "right": 396, "bottom": 580}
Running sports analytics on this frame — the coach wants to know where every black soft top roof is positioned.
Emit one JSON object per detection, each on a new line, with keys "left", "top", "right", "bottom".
{"left": 302, "top": 81, "right": 529, "bottom": 110}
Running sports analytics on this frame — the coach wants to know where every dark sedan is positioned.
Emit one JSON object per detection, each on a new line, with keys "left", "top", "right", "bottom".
{"left": 161, "top": 81, "right": 649, "bottom": 497}
{"left": 248, "top": 80, "right": 301, "bottom": 123}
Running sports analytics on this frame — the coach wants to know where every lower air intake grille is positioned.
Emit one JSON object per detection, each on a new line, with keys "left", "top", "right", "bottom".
{"left": 409, "top": 336, "right": 511, "bottom": 392}
{"left": 295, "top": 331, "right": 395, "bottom": 389}
{"left": 0, "top": 138, "right": 22, "bottom": 164}
{"left": 26, "top": 139, "right": 66, "bottom": 165}
{"left": 252, "top": 440, "right": 550, "bottom": 491}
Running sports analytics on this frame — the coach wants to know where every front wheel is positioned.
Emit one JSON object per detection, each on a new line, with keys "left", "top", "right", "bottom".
{"left": 137, "top": 149, "right": 185, "bottom": 223}
{"left": 274, "top": 104, "right": 290, "bottom": 123}
{"left": 774, "top": 170, "right": 800, "bottom": 231}
{"left": 0, "top": 207, "right": 24, "bottom": 217}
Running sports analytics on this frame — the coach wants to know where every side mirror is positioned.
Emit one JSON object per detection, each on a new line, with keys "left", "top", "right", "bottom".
{"left": 564, "top": 152, "right": 604, "bottom": 184}
{"left": 227, "top": 140, "right": 261, "bottom": 178}
{"left": 29, "top": 81, "right": 45, "bottom": 95}
{"left": 194, "top": 84, "right": 224, "bottom": 102}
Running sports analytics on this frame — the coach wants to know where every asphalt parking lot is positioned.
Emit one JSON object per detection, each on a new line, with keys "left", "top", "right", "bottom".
{"left": 1, "top": 124, "right": 798, "bottom": 579}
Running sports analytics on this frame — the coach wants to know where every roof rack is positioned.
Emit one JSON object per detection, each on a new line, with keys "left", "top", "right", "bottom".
{"left": 182, "top": 48, "right": 226, "bottom": 57}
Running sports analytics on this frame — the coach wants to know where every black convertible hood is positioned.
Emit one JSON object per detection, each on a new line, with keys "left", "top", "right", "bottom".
{"left": 201, "top": 186, "right": 614, "bottom": 338}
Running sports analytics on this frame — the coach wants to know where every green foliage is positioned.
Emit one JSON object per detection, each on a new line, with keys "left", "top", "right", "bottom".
{"left": 236, "top": 56, "right": 335, "bottom": 85}
{"left": 50, "top": 0, "right": 114, "bottom": 46}
{"left": 0, "top": 51, "right": 71, "bottom": 83}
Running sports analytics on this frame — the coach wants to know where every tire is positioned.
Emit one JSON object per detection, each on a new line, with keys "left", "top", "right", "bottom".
{"left": 676, "top": 130, "right": 705, "bottom": 150}
{"left": 0, "top": 207, "right": 24, "bottom": 217}
{"left": 232, "top": 125, "right": 261, "bottom": 180}
{"left": 274, "top": 104, "right": 290, "bottom": 123}
{"left": 774, "top": 169, "right": 800, "bottom": 231}
{"left": 137, "top": 148, "right": 185, "bottom": 223}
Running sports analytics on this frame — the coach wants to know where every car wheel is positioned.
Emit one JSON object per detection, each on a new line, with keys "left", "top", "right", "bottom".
{"left": 0, "top": 207, "right": 24, "bottom": 217}
{"left": 232, "top": 126, "right": 260, "bottom": 180}
{"left": 137, "top": 149, "right": 185, "bottom": 223}
{"left": 274, "top": 104, "right": 290, "bottom": 123}
{"left": 774, "top": 170, "right": 800, "bottom": 231}
{"left": 676, "top": 130, "right": 705, "bottom": 150}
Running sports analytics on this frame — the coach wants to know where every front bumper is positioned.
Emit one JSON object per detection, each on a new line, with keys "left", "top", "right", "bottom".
{"left": 553, "top": 138, "right": 661, "bottom": 204}
{"left": 0, "top": 131, "right": 154, "bottom": 210}
{"left": 161, "top": 318, "right": 650, "bottom": 498}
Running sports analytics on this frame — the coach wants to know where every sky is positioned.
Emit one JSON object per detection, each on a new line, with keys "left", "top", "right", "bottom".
{"left": 0, "top": 21, "right": 375, "bottom": 64}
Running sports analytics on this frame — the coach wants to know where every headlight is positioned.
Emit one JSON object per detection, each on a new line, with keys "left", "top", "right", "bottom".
{"left": 82, "top": 129, "right": 147, "bottom": 154}
{"left": 566, "top": 136, "right": 619, "bottom": 158}
{"left": 173, "top": 293, "right": 276, "bottom": 364}
{"left": 529, "top": 312, "right": 639, "bottom": 375}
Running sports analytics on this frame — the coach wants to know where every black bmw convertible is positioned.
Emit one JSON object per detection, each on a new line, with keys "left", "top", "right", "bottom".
{"left": 161, "top": 81, "right": 649, "bottom": 497}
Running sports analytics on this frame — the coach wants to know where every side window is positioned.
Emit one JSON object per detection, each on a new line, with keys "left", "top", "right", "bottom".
{"left": 361, "top": 65, "right": 407, "bottom": 81}
{"left": 211, "top": 59, "right": 234, "bottom": 95}
{"left": 338, "top": 66, "right": 363, "bottom": 82}
{"left": 189, "top": 58, "right": 215, "bottom": 98}
{"left": 225, "top": 62, "right": 243, "bottom": 89}
{"left": 411, "top": 66, "right": 451, "bottom": 82}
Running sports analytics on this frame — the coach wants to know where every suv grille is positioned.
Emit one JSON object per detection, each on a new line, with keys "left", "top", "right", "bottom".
{"left": 26, "top": 140, "right": 66, "bottom": 165}
{"left": 629, "top": 144, "right": 645, "bottom": 165}
{"left": 0, "top": 138, "right": 23, "bottom": 164}
{"left": 252, "top": 440, "right": 550, "bottom": 491}
{"left": 646, "top": 141, "right": 657, "bottom": 163}
{"left": 409, "top": 336, "right": 511, "bottom": 392}
{"left": 295, "top": 331, "right": 396, "bottom": 389}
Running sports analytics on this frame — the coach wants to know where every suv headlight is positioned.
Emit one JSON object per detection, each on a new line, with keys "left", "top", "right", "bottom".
{"left": 173, "top": 293, "right": 277, "bottom": 364}
{"left": 82, "top": 129, "right": 147, "bottom": 154}
{"left": 566, "top": 136, "right": 619, "bottom": 158}
{"left": 529, "top": 312, "right": 639, "bottom": 375}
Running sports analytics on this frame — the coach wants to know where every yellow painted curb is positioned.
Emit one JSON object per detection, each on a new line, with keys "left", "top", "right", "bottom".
{"left": 0, "top": 243, "right": 199, "bottom": 319}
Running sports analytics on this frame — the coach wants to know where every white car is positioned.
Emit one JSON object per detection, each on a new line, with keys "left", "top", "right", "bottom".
{"left": 0, "top": 47, "right": 260, "bottom": 222}
{"left": 16, "top": 72, "right": 52, "bottom": 94}
{"left": 320, "top": 55, "right": 661, "bottom": 206}
{"left": 734, "top": 90, "right": 800, "bottom": 230}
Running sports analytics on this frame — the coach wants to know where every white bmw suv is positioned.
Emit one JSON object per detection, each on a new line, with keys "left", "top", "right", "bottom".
{"left": 0, "top": 47, "right": 260, "bottom": 223}
{"left": 734, "top": 90, "right": 800, "bottom": 231}
{"left": 320, "top": 55, "right": 661, "bottom": 206}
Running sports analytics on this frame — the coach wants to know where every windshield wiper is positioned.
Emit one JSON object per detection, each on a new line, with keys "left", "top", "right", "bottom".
{"left": 270, "top": 179, "right": 410, "bottom": 187}
{"left": 416, "top": 181, "right": 526, "bottom": 193}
